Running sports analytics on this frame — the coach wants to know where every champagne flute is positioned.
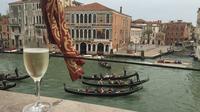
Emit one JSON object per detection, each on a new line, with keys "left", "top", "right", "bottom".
{"left": 23, "top": 25, "right": 51, "bottom": 112}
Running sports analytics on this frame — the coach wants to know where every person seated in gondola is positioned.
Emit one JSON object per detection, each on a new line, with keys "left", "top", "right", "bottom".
{"left": 114, "top": 80, "right": 121, "bottom": 85}
{"left": 92, "top": 74, "right": 98, "bottom": 78}
{"left": 100, "top": 87, "right": 104, "bottom": 93}
{"left": 108, "top": 88, "right": 113, "bottom": 93}
{"left": 98, "top": 79, "right": 103, "bottom": 85}
{"left": 94, "top": 88, "right": 99, "bottom": 93}
{"left": 157, "top": 59, "right": 164, "bottom": 63}
{"left": 5, "top": 73, "right": 12, "bottom": 79}
{"left": 85, "top": 87, "right": 89, "bottom": 93}
{"left": 105, "top": 63, "right": 109, "bottom": 67}
{"left": 129, "top": 79, "right": 135, "bottom": 84}
{"left": 15, "top": 67, "right": 19, "bottom": 77}
{"left": 104, "top": 73, "right": 109, "bottom": 78}
{"left": 85, "top": 87, "right": 94, "bottom": 93}
{"left": 97, "top": 87, "right": 104, "bottom": 93}
{"left": 108, "top": 79, "right": 114, "bottom": 84}
{"left": 177, "top": 60, "right": 182, "bottom": 64}
{"left": 110, "top": 73, "right": 116, "bottom": 78}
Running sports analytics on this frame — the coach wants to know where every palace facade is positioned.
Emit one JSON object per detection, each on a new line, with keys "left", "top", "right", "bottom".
{"left": 8, "top": 0, "right": 78, "bottom": 50}
{"left": 0, "top": 17, "right": 10, "bottom": 49}
{"left": 65, "top": 3, "right": 131, "bottom": 55}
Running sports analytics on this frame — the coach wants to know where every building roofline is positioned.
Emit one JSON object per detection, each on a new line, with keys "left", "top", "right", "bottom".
{"left": 9, "top": 0, "right": 40, "bottom": 5}
{"left": 65, "top": 2, "right": 131, "bottom": 18}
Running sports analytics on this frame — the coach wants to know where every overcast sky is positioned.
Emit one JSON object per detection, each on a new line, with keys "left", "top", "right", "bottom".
{"left": 1, "top": 0, "right": 200, "bottom": 25}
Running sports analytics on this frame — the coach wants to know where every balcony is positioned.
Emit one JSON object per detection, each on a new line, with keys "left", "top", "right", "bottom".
{"left": 9, "top": 23, "right": 21, "bottom": 27}
{"left": 34, "top": 24, "right": 46, "bottom": 28}
{"left": 69, "top": 23, "right": 112, "bottom": 28}
{"left": 93, "top": 39, "right": 110, "bottom": 42}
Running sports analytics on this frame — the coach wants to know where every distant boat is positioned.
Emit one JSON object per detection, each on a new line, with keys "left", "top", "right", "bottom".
{"left": 82, "top": 55, "right": 104, "bottom": 59}
{"left": 82, "top": 55, "right": 93, "bottom": 58}
{"left": 98, "top": 61, "right": 111, "bottom": 69}
{"left": 82, "top": 72, "right": 137, "bottom": 80}
{"left": 155, "top": 59, "right": 191, "bottom": 68}
{"left": 0, "top": 81, "right": 16, "bottom": 90}
{"left": 94, "top": 55, "right": 104, "bottom": 59}
{"left": 0, "top": 68, "right": 30, "bottom": 81}
{"left": 5, "top": 74, "right": 30, "bottom": 81}
{"left": 64, "top": 84, "right": 143, "bottom": 97}
{"left": 3, "top": 48, "right": 18, "bottom": 53}
{"left": 82, "top": 77, "right": 149, "bottom": 88}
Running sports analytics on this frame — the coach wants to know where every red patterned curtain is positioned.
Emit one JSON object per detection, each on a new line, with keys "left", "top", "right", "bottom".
{"left": 40, "top": 0, "right": 84, "bottom": 81}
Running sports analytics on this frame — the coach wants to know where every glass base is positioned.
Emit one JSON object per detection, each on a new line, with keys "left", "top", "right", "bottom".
{"left": 23, "top": 102, "right": 51, "bottom": 112}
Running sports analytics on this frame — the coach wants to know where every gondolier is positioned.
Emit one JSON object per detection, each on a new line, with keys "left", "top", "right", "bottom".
{"left": 15, "top": 67, "right": 19, "bottom": 77}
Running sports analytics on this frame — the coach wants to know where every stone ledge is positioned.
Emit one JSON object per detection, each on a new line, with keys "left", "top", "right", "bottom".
{"left": 0, "top": 90, "right": 135, "bottom": 112}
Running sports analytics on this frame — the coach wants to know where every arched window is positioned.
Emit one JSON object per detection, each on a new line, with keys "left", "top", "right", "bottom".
{"left": 80, "top": 14, "right": 83, "bottom": 23}
{"left": 89, "top": 14, "right": 92, "bottom": 23}
{"left": 76, "top": 44, "right": 79, "bottom": 51}
{"left": 93, "top": 44, "right": 96, "bottom": 51}
{"left": 84, "top": 14, "right": 87, "bottom": 23}
{"left": 106, "top": 30, "right": 109, "bottom": 39}
{"left": 93, "top": 30, "right": 96, "bottom": 39}
{"left": 76, "top": 14, "right": 79, "bottom": 23}
{"left": 80, "top": 29, "right": 83, "bottom": 38}
{"left": 39, "top": 16, "right": 42, "bottom": 24}
{"left": 88, "top": 30, "right": 91, "bottom": 39}
{"left": 84, "top": 29, "right": 87, "bottom": 39}
{"left": 36, "top": 16, "right": 39, "bottom": 24}
{"left": 88, "top": 44, "right": 91, "bottom": 51}
{"left": 76, "top": 29, "right": 79, "bottom": 38}
{"left": 71, "top": 29, "right": 74, "bottom": 38}
{"left": 71, "top": 14, "right": 74, "bottom": 23}
{"left": 105, "top": 45, "right": 109, "bottom": 52}
{"left": 106, "top": 14, "right": 110, "bottom": 23}
{"left": 93, "top": 14, "right": 96, "bottom": 23}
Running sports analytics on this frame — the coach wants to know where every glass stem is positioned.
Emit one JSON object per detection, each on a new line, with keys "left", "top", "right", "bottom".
{"left": 35, "top": 81, "right": 40, "bottom": 106}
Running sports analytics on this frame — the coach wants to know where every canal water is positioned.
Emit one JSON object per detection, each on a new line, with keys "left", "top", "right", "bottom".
{"left": 0, "top": 53, "right": 200, "bottom": 112}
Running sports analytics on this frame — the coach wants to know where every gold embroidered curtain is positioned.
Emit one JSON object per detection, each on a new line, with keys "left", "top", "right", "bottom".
{"left": 40, "top": 0, "right": 84, "bottom": 81}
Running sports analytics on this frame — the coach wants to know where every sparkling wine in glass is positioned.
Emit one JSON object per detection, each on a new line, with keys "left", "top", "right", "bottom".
{"left": 24, "top": 48, "right": 49, "bottom": 82}
{"left": 23, "top": 25, "right": 51, "bottom": 112}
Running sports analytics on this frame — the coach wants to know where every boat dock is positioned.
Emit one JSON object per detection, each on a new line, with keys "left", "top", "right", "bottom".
{"left": 0, "top": 90, "right": 135, "bottom": 112}
{"left": 114, "top": 45, "right": 173, "bottom": 59}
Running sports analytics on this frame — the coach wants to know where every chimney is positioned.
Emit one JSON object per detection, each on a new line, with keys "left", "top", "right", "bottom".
{"left": 120, "top": 6, "right": 122, "bottom": 13}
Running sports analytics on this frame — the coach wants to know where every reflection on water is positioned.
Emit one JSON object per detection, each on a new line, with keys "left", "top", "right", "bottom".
{"left": 0, "top": 53, "right": 200, "bottom": 112}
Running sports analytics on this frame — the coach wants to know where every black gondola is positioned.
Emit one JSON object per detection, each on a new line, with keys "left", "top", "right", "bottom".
{"left": 82, "top": 72, "right": 138, "bottom": 80}
{"left": 82, "top": 77, "right": 149, "bottom": 88}
{"left": 0, "top": 81, "right": 16, "bottom": 90}
{"left": 5, "top": 74, "right": 30, "bottom": 81}
{"left": 64, "top": 84, "right": 143, "bottom": 97}
{"left": 98, "top": 61, "right": 111, "bottom": 69}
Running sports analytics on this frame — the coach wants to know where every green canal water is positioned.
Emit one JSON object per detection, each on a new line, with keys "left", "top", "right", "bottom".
{"left": 0, "top": 53, "right": 200, "bottom": 112}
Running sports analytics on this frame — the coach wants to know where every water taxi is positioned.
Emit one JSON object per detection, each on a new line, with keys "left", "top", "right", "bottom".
{"left": 154, "top": 59, "right": 191, "bottom": 68}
